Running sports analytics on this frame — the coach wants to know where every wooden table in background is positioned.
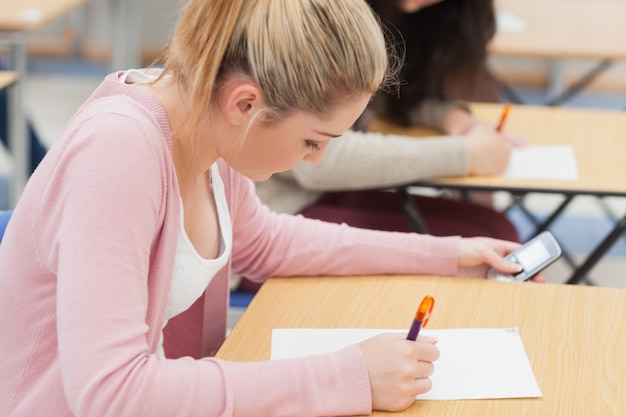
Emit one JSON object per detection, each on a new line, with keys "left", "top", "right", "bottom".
{"left": 218, "top": 275, "right": 626, "bottom": 417}
{"left": 492, "top": 0, "right": 626, "bottom": 60}
{"left": 0, "top": 0, "right": 86, "bottom": 32}
{"left": 0, "top": 71, "right": 18, "bottom": 90}
{"left": 491, "top": 0, "right": 626, "bottom": 105}
{"left": 371, "top": 103, "right": 626, "bottom": 196}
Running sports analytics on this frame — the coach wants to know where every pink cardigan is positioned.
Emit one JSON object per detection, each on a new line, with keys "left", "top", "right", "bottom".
{"left": 0, "top": 72, "right": 460, "bottom": 417}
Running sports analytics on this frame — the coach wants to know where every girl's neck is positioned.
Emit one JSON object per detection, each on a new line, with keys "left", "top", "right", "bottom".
{"left": 172, "top": 133, "right": 216, "bottom": 193}
{"left": 142, "top": 78, "right": 220, "bottom": 183}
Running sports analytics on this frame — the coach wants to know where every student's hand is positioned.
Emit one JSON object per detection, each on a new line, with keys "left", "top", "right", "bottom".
{"left": 456, "top": 237, "right": 523, "bottom": 278}
{"left": 456, "top": 237, "right": 547, "bottom": 283}
{"left": 358, "top": 333, "right": 439, "bottom": 412}
{"left": 465, "top": 124, "right": 521, "bottom": 176}
{"left": 530, "top": 274, "right": 546, "bottom": 283}
{"left": 443, "top": 107, "right": 528, "bottom": 148}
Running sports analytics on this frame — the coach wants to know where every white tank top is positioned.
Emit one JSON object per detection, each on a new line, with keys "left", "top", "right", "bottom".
{"left": 158, "top": 163, "right": 232, "bottom": 356}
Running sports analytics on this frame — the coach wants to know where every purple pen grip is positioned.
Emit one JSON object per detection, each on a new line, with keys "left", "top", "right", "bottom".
{"left": 406, "top": 319, "right": 423, "bottom": 341}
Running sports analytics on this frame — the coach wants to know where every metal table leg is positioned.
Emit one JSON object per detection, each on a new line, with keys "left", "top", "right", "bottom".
{"left": 109, "top": 0, "right": 141, "bottom": 71}
{"left": 566, "top": 214, "right": 626, "bottom": 285}
{"left": 7, "top": 33, "right": 28, "bottom": 207}
{"left": 397, "top": 187, "right": 429, "bottom": 234}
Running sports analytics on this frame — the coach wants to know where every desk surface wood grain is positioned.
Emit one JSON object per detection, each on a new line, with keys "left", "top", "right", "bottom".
{"left": 218, "top": 275, "right": 626, "bottom": 417}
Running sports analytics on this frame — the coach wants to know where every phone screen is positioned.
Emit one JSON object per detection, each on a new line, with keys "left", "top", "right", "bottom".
{"left": 515, "top": 240, "right": 551, "bottom": 273}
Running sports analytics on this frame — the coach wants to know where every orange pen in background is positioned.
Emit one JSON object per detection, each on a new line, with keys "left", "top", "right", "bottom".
{"left": 496, "top": 103, "right": 511, "bottom": 132}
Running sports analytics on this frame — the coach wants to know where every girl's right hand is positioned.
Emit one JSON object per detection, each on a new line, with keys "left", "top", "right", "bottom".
{"left": 465, "top": 123, "right": 517, "bottom": 175}
{"left": 357, "top": 333, "right": 439, "bottom": 412}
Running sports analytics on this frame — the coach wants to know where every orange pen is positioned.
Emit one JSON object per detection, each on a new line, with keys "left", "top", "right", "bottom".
{"left": 406, "top": 295, "right": 435, "bottom": 341}
{"left": 496, "top": 103, "right": 511, "bottom": 132}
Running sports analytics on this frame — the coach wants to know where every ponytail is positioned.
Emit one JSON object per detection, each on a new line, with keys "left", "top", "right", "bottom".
{"left": 156, "top": 0, "right": 246, "bottom": 129}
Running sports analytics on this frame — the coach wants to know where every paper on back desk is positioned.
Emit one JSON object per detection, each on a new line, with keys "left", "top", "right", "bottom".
{"left": 496, "top": 10, "right": 528, "bottom": 33}
{"left": 271, "top": 327, "right": 542, "bottom": 400}
{"left": 504, "top": 145, "right": 578, "bottom": 180}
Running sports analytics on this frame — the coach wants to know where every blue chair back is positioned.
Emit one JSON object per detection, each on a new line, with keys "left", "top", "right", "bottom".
{"left": 0, "top": 210, "right": 12, "bottom": 242}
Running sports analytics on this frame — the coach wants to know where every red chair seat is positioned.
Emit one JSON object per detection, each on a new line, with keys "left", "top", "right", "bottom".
{"left": 300, "top": 190, "right": 520, "bottom": 241}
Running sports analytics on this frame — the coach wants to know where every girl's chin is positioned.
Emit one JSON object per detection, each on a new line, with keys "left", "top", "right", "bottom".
{"left": 241, "top": 166, "right": 294, "bottom": 182}
{"left": 244, "top": 172, "right": 273, "bottom": 182}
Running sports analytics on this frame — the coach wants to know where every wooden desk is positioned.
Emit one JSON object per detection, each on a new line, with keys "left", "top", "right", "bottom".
{"left": 369, "top": 103, "right": 626, "bottom": 284}
{"left": 371, "top": 103, "right": 626, "bottom": 196}
{"left": 0, "top": 71, "right": 18, "bottom": 90}
{"left": 0, "top": 0, "right": 87, "bottom": 207}
{"left": 491, "top": 0, "right": 626, "bottom": 105}
{"left": 492, "top": 0, "right": 626, "bottom": 60}
{"left": 0, "top": 0, "right": 86, "bottom": 32}
{"left": 218, "top": 275, "right": 626, "bottom": 416}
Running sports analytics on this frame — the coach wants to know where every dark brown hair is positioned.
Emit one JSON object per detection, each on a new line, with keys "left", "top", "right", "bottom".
{"left": 368, "top": 0, "right": 496, "bottom": 124}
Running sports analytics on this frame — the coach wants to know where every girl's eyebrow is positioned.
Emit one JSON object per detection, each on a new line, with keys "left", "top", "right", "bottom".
{"left": 312, "top": 129, "right": 341, "bottom": 138}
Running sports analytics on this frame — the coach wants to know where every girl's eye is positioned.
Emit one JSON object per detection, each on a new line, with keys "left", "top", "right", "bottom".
{"left": 305, "top": 140, "right": 321, "bottom": 151}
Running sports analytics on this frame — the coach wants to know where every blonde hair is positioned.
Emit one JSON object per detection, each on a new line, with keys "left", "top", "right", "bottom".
{"left": 157, "top": 0, "right": 394, "bottom": 129}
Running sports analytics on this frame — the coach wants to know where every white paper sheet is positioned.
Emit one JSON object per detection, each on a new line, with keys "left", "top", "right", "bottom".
{"left": 271, "top": 327, "right": 542, "bottom": 400}
{"left": 504, "top": 145, "right": 578, "bottom": 180}
{"left": 496, "top": 11, "right": 528, "bottom": 33}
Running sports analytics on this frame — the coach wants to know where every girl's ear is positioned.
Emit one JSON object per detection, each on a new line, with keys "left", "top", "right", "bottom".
{"left": 222, "top": 81, "right": 263, "bottom": 125}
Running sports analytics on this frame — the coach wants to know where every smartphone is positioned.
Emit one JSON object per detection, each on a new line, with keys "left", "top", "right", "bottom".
{"left": 487, "top": 231, "right": 562, "bottom": 282}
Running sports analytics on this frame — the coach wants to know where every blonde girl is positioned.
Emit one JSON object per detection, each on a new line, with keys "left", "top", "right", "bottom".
{"left": 0, "top": 1, "right": 524, "bottom": 416}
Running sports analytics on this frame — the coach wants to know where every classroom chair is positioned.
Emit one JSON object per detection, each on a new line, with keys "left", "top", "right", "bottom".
{"left": 0, "top": 209, "right": 11, "bottom": 242}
